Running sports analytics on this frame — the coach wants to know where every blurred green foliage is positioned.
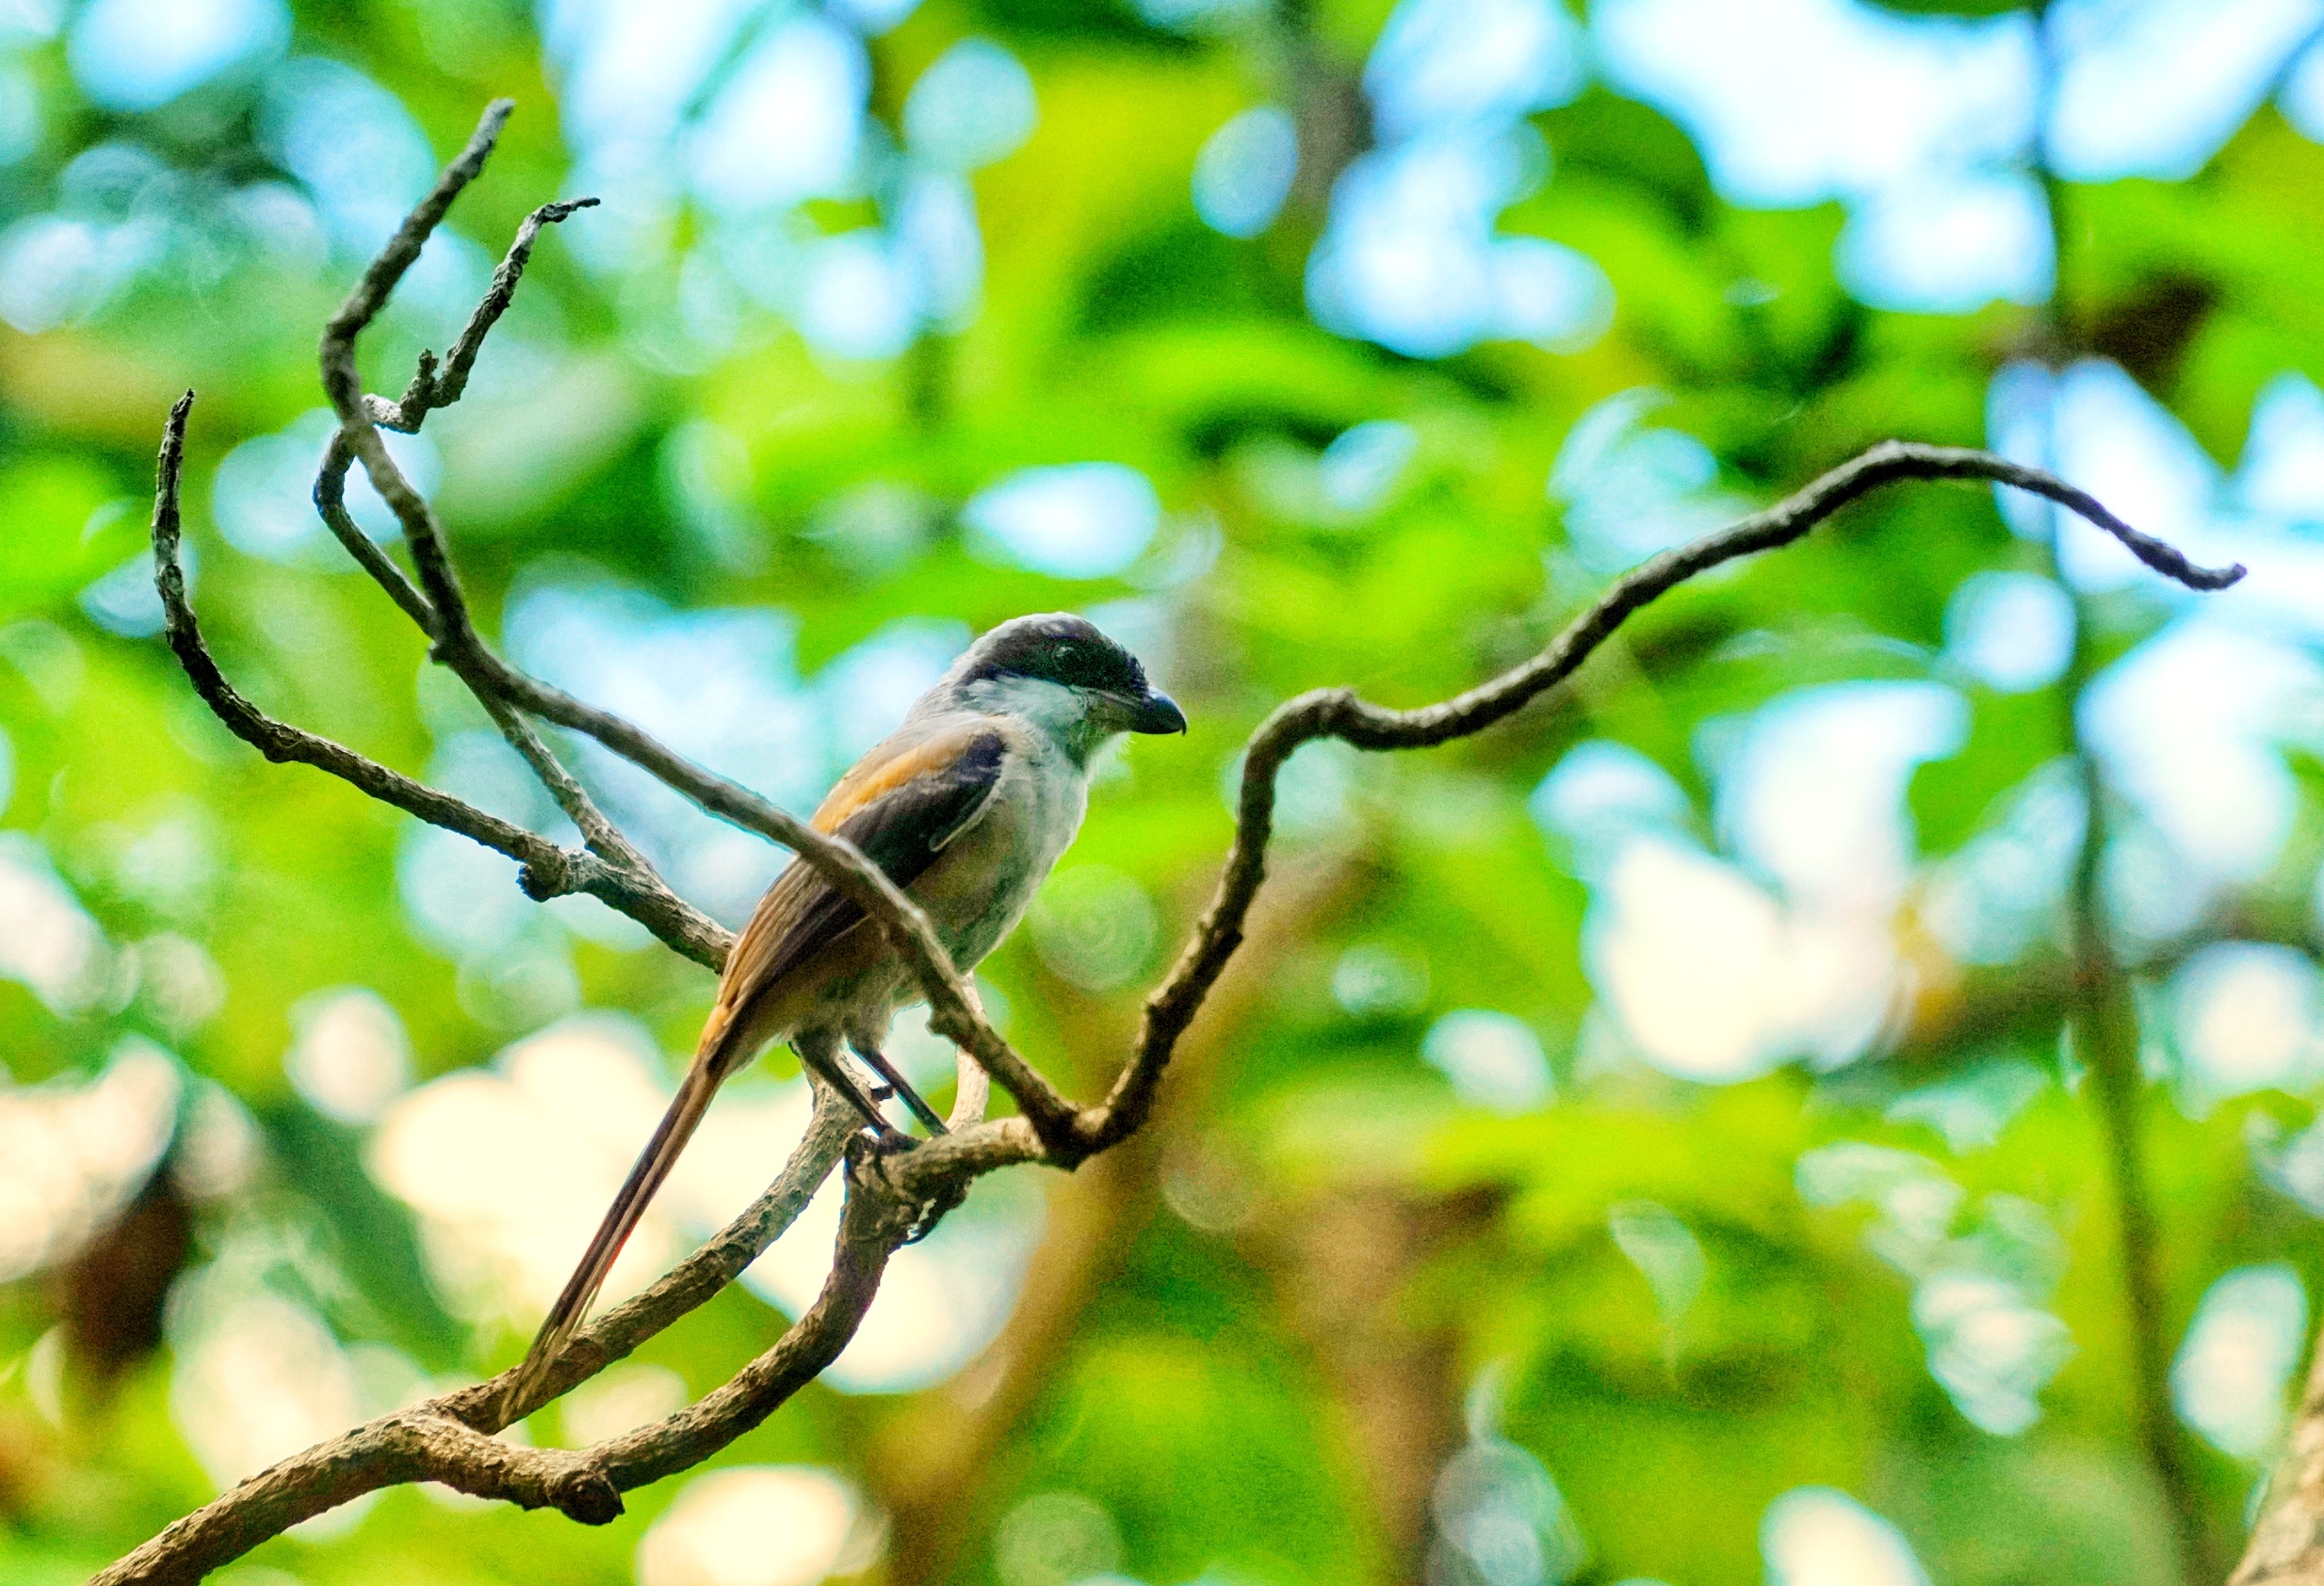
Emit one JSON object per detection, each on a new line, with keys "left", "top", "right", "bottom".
{"left": 5, "top": 3, "right": 2324, "bottom": 1586}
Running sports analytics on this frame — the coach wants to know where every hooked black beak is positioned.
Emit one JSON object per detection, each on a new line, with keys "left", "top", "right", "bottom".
{"left": 1126, "top": 689, "right": 1188, "bottom": 735}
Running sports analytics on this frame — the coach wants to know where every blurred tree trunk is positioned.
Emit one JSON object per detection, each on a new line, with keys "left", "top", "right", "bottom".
{"left": 868, "top": 856, "right": 1361, "bottom": 1584}
{"left": 1252, "top": 1182, "right": 1500, "bottom": 1579}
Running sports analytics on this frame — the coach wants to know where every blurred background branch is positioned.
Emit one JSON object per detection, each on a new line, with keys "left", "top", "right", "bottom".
{"left": 2024, "top": 12, "right": 2230, "bottom": 1573}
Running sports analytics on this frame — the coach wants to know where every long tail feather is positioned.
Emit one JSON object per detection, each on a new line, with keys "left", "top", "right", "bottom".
{"left": 507, "top": 1053, "right": 724, "bottom": 1408}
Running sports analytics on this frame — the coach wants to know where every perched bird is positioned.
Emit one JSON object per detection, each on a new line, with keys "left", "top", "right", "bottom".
{"left": 514, "top": 612, "right": 1186, "bottom": 1396}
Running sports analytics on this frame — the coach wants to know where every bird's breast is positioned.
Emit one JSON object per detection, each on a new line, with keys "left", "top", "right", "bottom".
{"left": 914, "top": 739, "right": 1086, "bottom": 971}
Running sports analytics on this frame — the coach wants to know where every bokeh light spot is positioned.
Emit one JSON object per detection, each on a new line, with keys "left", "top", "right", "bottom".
{"left": 1761, "top": 1488, "right": 1928, "bottom": 1586}
{"left": 638, "top": 1466, "right": 878, "bottom": 1586}
{"left": 0, "top": 832, "right": 110, "bottom": 1013}
{"left": 1423, "top": 1010, "right": 1552, "bottom": 1114}
{"left": 993, "top": 1491, "right": 1122, "bottom": 1586}
{"left": 2173, "top": 1263, "right": 2307, "bottom": 1461}
{"left": 688, "top": 15, "right": 866, "bottom": 214}
{"left": 905, "top": 37, "right": 1035, "bottom": 171}
{"left": 1193, "top": 106, "right": 1298, "bottom": 238}
{"left": 285, "top": 988, "right": 413, "bottom": 1125}
{"left": 964, "top": 463, "right": 1160, "bottom": 579}
{"left": 1333, "top": 943, "right": 1431, "bottom": 1016}
{"left": 1030, "top": 865, "right": 1159, "bottom": 992}
{"left": 1318, "top": 420, "right": 1417, "bottom": 514}
{"left": 2171, "top": 941, "right": 2324, "bottom": 1108}
{"left": 1944, "top": 571, "right": 2074, "bottom": 694}
{"left": 67, "top": 0, "right": 286, "bottom": 111}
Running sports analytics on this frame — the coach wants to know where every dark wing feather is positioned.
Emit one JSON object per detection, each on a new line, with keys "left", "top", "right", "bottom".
{"left": 700, "top": 723, "right": 1006, "bottom": 1066}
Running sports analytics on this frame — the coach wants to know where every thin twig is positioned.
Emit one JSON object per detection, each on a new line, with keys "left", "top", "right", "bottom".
{"left": 310, "top": 192, "right": 600, "bottom": 627}
{"left": 479, "top": 692, "right": 657, "bottom": 877}
{"left": 374, "top": 197, "right": 601, "bottom": 429}
{"left": 312, "top": 431, "right": 434, "bottom": 630}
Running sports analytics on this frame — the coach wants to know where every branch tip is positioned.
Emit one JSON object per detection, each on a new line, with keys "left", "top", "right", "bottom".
{"left": 548, "top": 1468, "right": 623, "bottom": 1526}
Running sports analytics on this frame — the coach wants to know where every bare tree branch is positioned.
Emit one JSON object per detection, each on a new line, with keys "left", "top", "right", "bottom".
{"left": 138, "top": 394, "right": 2243, "bottom": 1586}
{"left": 1081, "top": 441, "right": 2245, "bottom": 1166}
{"left": 150, "top": 394, "right": 726, "bottom": 970}
{"left": 292, "top": 102, "right": 1063, "bottom": 1139}
{"left": 90, "top": 1085, "right": 858, "bottom": 1586}
{"left": 372, "top": 198, "right": 603, "bottom": 430}
{"left": 116, "top": 93, "right": 2248, "bottom": 1586}
{"left": 313, "top": 432, "right": 433, "bottom": 630}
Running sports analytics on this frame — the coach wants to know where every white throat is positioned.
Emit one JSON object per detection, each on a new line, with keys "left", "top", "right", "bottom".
{"left": 958, "top": 675, "right": 1107, "bottom": 763}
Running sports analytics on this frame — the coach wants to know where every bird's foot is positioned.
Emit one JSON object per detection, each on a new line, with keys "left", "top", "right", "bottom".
{"left": 862, "top": 1120, "right": 919, "bottom": 1155}
{"left": 841, "top": 1125, "right": 953, "bottom": 1243}
{"left": 848, "top": 1039, "right": 947, "bottom": 1135}
{"left": 903, "top": 1180, "right": 968, "bottom": 1243}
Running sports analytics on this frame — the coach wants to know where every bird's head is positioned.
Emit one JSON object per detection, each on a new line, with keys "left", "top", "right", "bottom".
{"left": 945, "top": 613, "right": 1187, "bottom": 762}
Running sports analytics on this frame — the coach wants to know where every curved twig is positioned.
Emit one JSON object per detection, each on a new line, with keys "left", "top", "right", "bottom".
{"left": 130, "top": 410, "right": 2241, "bottom": 1581}
{"left": 311, "top": 189, "right": 600, "bottom": 628}
{"left": 1076, "top": 440, "right": 2243, "bottom": 1162}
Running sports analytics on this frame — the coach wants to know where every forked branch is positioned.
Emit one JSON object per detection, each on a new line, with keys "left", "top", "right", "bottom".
{"left": 311, "top": 101, "right": 1064, "bottom": 1130}
{"left": 110, "top": 97, "right": 2244, "bottom": 1586}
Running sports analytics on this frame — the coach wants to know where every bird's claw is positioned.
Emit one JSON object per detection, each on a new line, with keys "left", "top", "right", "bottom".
{"left": 842, "top": 1125, "right": 951, "bottom": 1242}
{"left": 861, "top": 1121, "right": 919, "bottom": 1155}
{"left": 903, "top": 1180, "right": 968, "bottom": 1243}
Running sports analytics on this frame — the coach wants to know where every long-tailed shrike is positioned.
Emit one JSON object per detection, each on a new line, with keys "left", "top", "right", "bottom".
{"left": 515, "top": 613, "right": 1185, "bottom": 1391}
